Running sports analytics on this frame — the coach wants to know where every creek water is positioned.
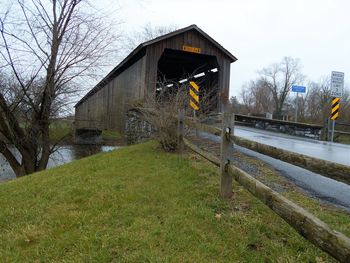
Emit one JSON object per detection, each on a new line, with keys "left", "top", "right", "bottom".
{"left": 0, "top": 145, "right": 118, "bottom": 182}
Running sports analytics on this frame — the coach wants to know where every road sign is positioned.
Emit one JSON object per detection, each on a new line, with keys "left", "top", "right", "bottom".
{"left": 331, "top": 97, "right": 340, "bottom": 121}
{"left": 183, "top": 45, "right": 201, "bottom": 54}
{"left": 291, "top": 85, "right": 306, "bottom": 93}
{"left": 331, "top": 71, "right": 344, "bottom": 98}
{"left": 189, "top": 81, "right": 199, "bottom": 111}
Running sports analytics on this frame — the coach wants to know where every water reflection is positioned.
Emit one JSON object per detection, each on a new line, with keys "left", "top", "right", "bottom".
{"left": 0, "top": 145, "right": 118, "bottom": 182}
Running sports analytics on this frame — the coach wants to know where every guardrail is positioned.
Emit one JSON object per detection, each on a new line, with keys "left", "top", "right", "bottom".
{"left": 334, "top": 121, "right": 350, "bottom": 137}
{"left": 178, "top": 111, "right": 350, "bottom": 262}
{"left": 184, "top": 116, "right": 350, "bottom": 185}
{"left": 325, "top": 119, "right": 350, "bottom": 141}
{"left": 234, "top": 114, "right": 323, "bottom": 139}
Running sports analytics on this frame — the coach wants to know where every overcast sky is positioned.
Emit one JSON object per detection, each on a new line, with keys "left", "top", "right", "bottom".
{"left": 96, "top": 0, "right": 349, "bottom": 98}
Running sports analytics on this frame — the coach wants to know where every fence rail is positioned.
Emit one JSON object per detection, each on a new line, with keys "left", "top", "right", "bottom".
{"left": 335, "top": 130, "right": 350, "bottom": 136}
{"left": 183, "top": 116, "right": 350, "bottom": 186}
{"left": 179, "top": 113, "right": 350, "bottom": 262}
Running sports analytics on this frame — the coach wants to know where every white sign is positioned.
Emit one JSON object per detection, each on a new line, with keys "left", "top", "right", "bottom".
{"left": 331, "top": 71, "right": 344, "bottom": 98}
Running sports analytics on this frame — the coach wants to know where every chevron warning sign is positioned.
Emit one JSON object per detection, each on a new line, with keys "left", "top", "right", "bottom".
{"left": 189, "top": 81, "right": 199, "bottom": 111}
{"left": 331, "top": 97, "right": 340, "bottom": 120}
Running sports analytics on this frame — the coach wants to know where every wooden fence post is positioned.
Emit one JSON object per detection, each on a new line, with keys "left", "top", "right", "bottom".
{"left": 178, "top": 109, "right": 185, "bottom": 152}
{"left": 220, "top": 112, "right": 234, "bottom": 198}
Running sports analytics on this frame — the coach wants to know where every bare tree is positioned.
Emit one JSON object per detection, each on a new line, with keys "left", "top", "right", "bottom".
{"left": 123, "top": 23, "right": 178, "bottom": 55}
{"left": 250, "top": 79, "right": 273, "bottom": 113}
{"left": 296, "top": 93, "right": 307, "bottom": 122}
{"left": 305, "top": 84, "right": 320, "bottom": 122}
{"left": 306, "top": 77, "right": 331, "bottom": 123}
{"left": 133, "top": 74, "right": 215, "bottom": 152}
{"left": 228, "top": 96, "right": 242, "bottom": 114}
{"left": 132, "top": 82, "right": 187, "bottom": 152}
{"left": 259, "top": 57, "right": 304, "bottom": 119}
{"left": 339, "top": 88, "right": 350, "bottom": 124}
{"left": 239, "top": 82, "right": 255, "bottom": 114}
{"left": 0, "top": 0, "right": 118, "bottom": 177}
{"left": 239, "top": 79, "right": 274, "bottom": 115}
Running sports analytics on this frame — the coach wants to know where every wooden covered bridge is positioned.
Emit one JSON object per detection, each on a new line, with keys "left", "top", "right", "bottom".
{"left": 74, "top": 24, "right": 237, "bottom": 138}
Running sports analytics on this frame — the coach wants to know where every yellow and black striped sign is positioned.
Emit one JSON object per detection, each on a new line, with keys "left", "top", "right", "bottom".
{"left": 189, "top": 81, "right": 199, "bottom": 111}
{"left": 331, "top": 97, "right": 340, "bottom": 120}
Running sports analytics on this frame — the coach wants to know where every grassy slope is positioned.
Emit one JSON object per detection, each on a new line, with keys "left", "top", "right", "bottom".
{"left": 337, "top": 134, "right": 350, "bottom": 145}
{"left": 0, "top": 142, "right": 348, "bottom": 262}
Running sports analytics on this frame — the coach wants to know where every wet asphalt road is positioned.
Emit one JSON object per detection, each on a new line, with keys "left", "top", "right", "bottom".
{"left": 198, "top": 130, "right": 350, "bottom": 212}
{"left": 235, "top": 126, "right": 350, "bottom": 166}
{"left": 237, "top": 145, "right": 350, "bottom": 211}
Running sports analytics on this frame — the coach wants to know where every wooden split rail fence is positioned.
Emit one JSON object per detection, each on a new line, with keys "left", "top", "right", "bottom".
{"left": 183, "top": 116, "right": 350, "bottom": 186}
{"left": 177, "top": 110, "right": 350, "bottom": 262}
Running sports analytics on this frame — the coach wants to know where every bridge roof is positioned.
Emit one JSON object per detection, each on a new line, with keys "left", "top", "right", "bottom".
{"left": 141, "top": 24, "right": 237, "bottom": 62}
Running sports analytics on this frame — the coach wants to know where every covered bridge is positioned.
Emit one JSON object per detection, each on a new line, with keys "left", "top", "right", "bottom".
{"left": 75, "top": 24, "right": 237, "bottom": 134}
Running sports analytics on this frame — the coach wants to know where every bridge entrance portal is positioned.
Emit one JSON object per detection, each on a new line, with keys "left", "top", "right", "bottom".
{"left": 156, "top": 48, "right": 219, "bottom": 113}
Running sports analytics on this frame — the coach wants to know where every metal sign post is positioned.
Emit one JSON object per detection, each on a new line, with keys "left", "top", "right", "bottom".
{"left": 291, "top": 85, "right": 306, "bottom": 122}
{"left": 330, "top": 97, "right": 341, "bottom": 142}
{"left": 330, "top": 71, "right": 344, "bottom": 142}
{"left": 331, "top": 118, "right": 336, "bottom": 142}
{"left": 295, "top": 92, "right": 299, "bottom": 122}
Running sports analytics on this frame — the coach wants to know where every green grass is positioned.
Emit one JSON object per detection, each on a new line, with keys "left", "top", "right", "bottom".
{"left": 337, "top": 134, "right": 350, "bottom": 144}
{"left": 101, "top": 130, "right": 122, "bottom": 142}
{"left": 49, "top": 121, "right": 72, "bottom": 142}
{"left": 0, "top": 141, "right": 348, "bottom": 262}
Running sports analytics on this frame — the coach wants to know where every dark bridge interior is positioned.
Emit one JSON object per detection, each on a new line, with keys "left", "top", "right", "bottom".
{"left": 156, "top": 48, "right": 219, "bottom": 112}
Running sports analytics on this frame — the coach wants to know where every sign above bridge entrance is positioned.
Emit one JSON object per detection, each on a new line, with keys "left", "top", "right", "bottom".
{"left": 182, "top": 45, "right": 201, "bottom": 54}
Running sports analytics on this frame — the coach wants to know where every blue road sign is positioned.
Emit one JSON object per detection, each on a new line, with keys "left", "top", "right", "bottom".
{"left": 291, "top": 85, "right": 306, "bottom": 93}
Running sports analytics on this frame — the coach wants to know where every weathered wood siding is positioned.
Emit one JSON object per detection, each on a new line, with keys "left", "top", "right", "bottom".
{"left": 75, "top": 55, "right": 146, "bottom": 132}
